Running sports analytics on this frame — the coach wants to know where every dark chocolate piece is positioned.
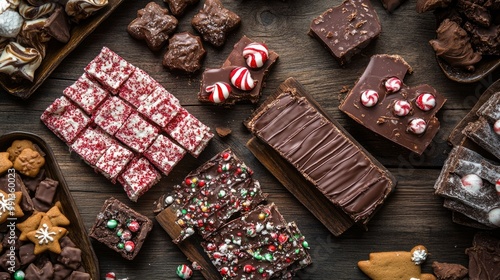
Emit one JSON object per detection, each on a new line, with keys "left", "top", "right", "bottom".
{"left": 416, "top": 0, "right": 453, "bottom": 13}
{"left": 21, "top": 168, "right": 46, "bottom": 192}
{"left": 463, "top": 22, "right": 500, "bottom": 56}
{"left": 44, "top": 7, "right": 70, "bottom": 43}
{"left": 309, "top": 0, "right": 381, "bottom": 66}
{"left": 191, "top": 0, "right": 240, "bottom": 47}
{"left": 54, "top": 263, "right": 73, "bottom": 280}
{"left": 163, "top": 0, "right": 199, "bottom": 16}
{"left": 380, "top": 0, "right": 408, "bottom": 12}
{"left": 68, "top": 271, "right": 91, "bottom": 280}
{"left": 463, "top": 117, "right": 500, "bottom": 160}
{"left": 127, "top": 2, "right": 178, "bottom": 51}
{"left": 215, "top": 126, "right": 231, "bottom": 137}
{"left": 25, "top": 261, "right": 54, "bottom": 280}
{"left": 452, "top": 211, "right": 495, "bottom": 230}
{"left": 0, "top": 273, "right": 9, "bottom": 280}
{"left": 89, "top": 197, "right": 153, "bottom": 260}
{"left": 57, "top": 246, "right": 82, "bottom": 269}
{"left": 465, "top": 232, "right": 500, "bottom": 280}
{"left": 431, "top": 261, "right": 468, "bottom": 280}
{"left": 19, "top": 243, "right": 37, "bottom": 266}
{"left": 34, "top": 177, "right": 58, "bottom": 205}
{"left": 457, "top": 0, "right": 491, "bottom": 27}
{"left": 0, "top": 249, "right": 20, "bottom": 271}
{"left": 199, "top": 36, "right": 278, "bottom": 105}
{"left": 0, "top": 172, "right": 33, "bottom": 212}
{"left": 247, "top": 79, "right": 396, "bottom": 223}
{"left": 339, "top": 54, "right": 446, "bottom": 155}
{"left": 162, "top": 32, "right": 206, "bottom": 73}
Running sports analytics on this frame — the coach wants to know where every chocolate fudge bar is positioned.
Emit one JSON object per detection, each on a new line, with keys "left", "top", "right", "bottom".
{"left": 89, "top": 197, "right": 153, "bottom": 260}
{"left": 465, "top": 232, "right": 500, "bottom": 280}
{"left": 339, "top": 54, "right": 446, "bottom": 155}
{"left": 246, "top": 78, "right": 397, "bottom": 224}
{"left": 309, "top": 0, "right": 381, "bottom": 66}
{"left": 199, "top": 36, "right": 279, "bottom": 105}
{"left": 434, "top": 145, "right": 500, "bottom": 228}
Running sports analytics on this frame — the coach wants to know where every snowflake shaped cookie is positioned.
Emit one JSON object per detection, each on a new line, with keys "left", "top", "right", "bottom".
{"left": 26, "top": 216, "right": 67, "bottom": 254}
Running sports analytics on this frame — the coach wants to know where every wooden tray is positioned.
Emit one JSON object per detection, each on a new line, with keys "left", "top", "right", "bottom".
{"left": 437, "top": 56, "right": 500, "bottom": 83}
{"left": 0, "top": 131, "right": 99, "bottom": 279}
{"left": 0, "top": 0, "right": 124, "bottom": 99}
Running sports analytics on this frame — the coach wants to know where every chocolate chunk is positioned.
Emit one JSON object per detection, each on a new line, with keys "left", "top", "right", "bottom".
{"left": 60, "top": 235, "right": 77, "bottom": 248}
{"left": 163, "top": 0, "right": 198, "bottom": 16}
{"left": 22, "top": 168, "right": 46, "bottom": 192}
{"left": 0, "top": 273, "right": 9, "bottom": 280}
{"left": 35, "top": 177, "right": 58, "bottom": 205}
{"left": 457, "top": 0, "right": 491, "bottom": 27}
{"left": 463, "top": 22, "right": 500, "bottom": 56}
{"left": 65, "top": 0, "right": 108, "bottom": 23}
{"left": 44, "top": 7, "right": 70, "bottom": 43}
{"left": 19, "top": 243, "right": 37, "bottom": 266}
{"left": 68, "top": 271, "right": 91, "bottom": 280}
{"left": 0, "top": 172, "right": 34, "bottom": 212}
{"left": 466, "top": 232, "right": 500, "bottom": 280}
{"left": 309, "top": 0, "right": 381, "bottom": 66}
{"left": 57, "top": 246, "right": 82, "bottom": 269}
{"left": 432, "top": 262, "right": 468, "bottom": 280}
{"left": 339, "top": 54, "right": 446, "bottom": 155}
{"left": 215, "top": 126, "right": 231, "bottom": 137}
{"left": 162, "top": 32, "right": 206, "bottom": 73}
{"left": 89, "top": 197, "right": 153, "bottom": 260}
{"left": 32, "top": 197, "right": 52, "bottom": 212}
{"left": 380, "top": 0, "right": 408, "bottom": 12}
{"left": 416, "top": 0, "right": 453, "bottom": 13}
{"left": 0, "top": 249, "right": 20, "bottom": 271}
{"left": 191, "top": 0, "right": 240, "bottom": 47}
{"left": 463, "top": 118, "right": 500, "bottom": 160}
{"left": 54, "top": 263, "right": 73, "bottom": 280}
{"left": 127, "top": 2, "right": 178, "bottom": 51}
{"left": 25, "top": 261, "right": 54, "bottom": 280}
{"left": 247, "top": 78, "right": 396, "bottom": 224}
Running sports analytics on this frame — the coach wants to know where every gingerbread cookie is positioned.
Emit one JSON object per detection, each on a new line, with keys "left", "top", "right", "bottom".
{"left": 6, "top": 139, "right": 35, "bottom": 162}
{"left": 0, "top": 152, "right": 12, "bottom": 175}
{"left": 0, "top": 190, "right": 24, "bottom": 224}
{"left": 358, "top": 245, "right": 436, "bottom": 280}
{"left": 13, "top": 148, "right": 45, "bottom": 177}
{"left": 26, "top": 216, "right": 67, "bottom": 254}
{"left": 46, "top": 205, "right": 70, "bottom": 227}
{"left": 17, "top": 212, "right": 44, "bottom": 241}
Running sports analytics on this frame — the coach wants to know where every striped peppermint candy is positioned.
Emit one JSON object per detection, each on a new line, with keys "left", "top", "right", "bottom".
{"left": 408, "top": 118, "right": 427, "bottom": 134}
{"left": 415, "top": 93, "right": 436, "bottom": 111}
{"left": 384, "top": 77, "right": 402, "bottom": 93}
{"left": 393, "top": 100, "right": 411, "bottom": 116}
{"left": 230, "top": 67, "right": 256, "bottom": 91}
{"left": 243, "top": 42, "right": 269, "bottom": 68}
{"left": 494, "top": 119, "right": 500, "bottom": 135}
{"left": 360, "top": 89, "right": 379, "bottom": 107}
{"left": 177, "top": 264, "right": 193, "bottom": 279}
{"left": 105, "top": 272, "right": 116, "bottom": 280}
{"left": 496, "top": 178, "right": 500, "bottom": 195}
{"left": 461, "top": 174, "right": 483, "bottom": 193}
{"left": 206, "top": 82, "right": 231, "bottom": 103}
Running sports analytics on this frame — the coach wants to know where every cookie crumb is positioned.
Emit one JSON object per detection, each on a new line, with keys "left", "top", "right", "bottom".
{"left": 216, "top": 127, "right": 232, "bottom": 137}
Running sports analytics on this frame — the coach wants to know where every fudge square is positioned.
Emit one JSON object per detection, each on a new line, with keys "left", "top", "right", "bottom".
{"left": 143, "top": 134, "right": 185, "bottom": 175}
{"left": 137, "top": 87, "right": 181, "bottom": 128}
{"left": 118, "top": 68, "right": 159, "bottom": 108}
{"left": 63, "top": 73, "right": 109, "bottom": 115}
{"left": 95, "top": 142, "right": 134, "bottom": 182}
{"left": 84, "top": 46, "right": 136, "bottom": 93}
{"left": 118, "top": 157, "right": 161, "bottom": 202}
{"left": 70, "top": 127, "right": 117, "bottom": 166}
{"left": 115, "top": 113, "right": 159, "bottom": 153}
{"left": 40, "top": 96, "right": 91, "bottom": 144}
{"left": 89, "top": 197, "right": 153, "bottom": 260}
{"left": 309, "top": 0, "right": 381, "bottom": 66}
{"left": 93, "top": 96, "right": 134, "bottom": 136}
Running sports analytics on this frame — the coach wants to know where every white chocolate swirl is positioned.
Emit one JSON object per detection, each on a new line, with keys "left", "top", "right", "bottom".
{"left": 17, "top": 18, "right": 51, "bottom": 58}
{"left": 0, "top": 41, "right": 42, "bottom": 81}
{"left": 65, "top": 0, "right": 107, "bottom": 22}
{"left": 19, "top": 0, "right": 57, "bottom": 19}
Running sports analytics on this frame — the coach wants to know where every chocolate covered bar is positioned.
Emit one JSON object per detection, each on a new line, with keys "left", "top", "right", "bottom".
{"left": 246, "top": 77, "right": 396, "bottom": 225}
{"left": 309, "top": 0, "right": 381, "bottom": 66}
{"left": 339, "top": 54, "right": 446, "bottom": 155}
{"left": 466, "top": 232, "right": 500, "bottom": 280}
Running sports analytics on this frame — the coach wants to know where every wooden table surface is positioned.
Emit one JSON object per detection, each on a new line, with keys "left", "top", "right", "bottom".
{"left": 1, "top": 0, "right": 499, "bottom": 279}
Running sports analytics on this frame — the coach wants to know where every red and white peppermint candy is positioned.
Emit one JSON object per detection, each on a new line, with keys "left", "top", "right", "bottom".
{"left": 230, "top": 67, "right": 256, "bottom": 91}
{"left": 393, "top": 100, "right": 411, "bottom": 116}
{"left": 488, "top": 208, "right": 500, "bottom": 227}
{"left": 124, "top": 240, "right": 135, "bottom": 252}
{"left": 494, "top": 119, "right": 500, "bottom": 135}
{"left": 415, "top": 93, "right": 436, "bottom": 111}
{"left": 461, "top": 174, "right": 483, "bottom": 193}
{"left": 105, "top": 272, "right": 116, "bottom": 280}
{"left": 384, "top": 77, "right": 402, "bottom": 93}
{"left": 206, "top": 82, "right": 231, "bottom": 104}
{"left": 408, "top": 118, "right": 427, "bottom": 134}
{"left": 495, "top": 178, "right": 500, "bottom": 195}
{"left": 243, "top": 42, "right": 269, "bottom": 68}
{"left": 360, "top": 89, "right": 379, "bottom": 107}
{"left": 127, "top": 220, "right": 140, "bottom": 232}
{"left": 177, "top": 264, "right": 193, "bottom": 279}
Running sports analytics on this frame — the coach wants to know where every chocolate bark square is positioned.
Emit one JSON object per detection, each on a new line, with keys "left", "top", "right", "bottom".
{"left": 309, "top": 0, "right": 381, "bottom": 65}
{"left": 63, "top": 73, "right": 109, "bottom": 115}
{"left": 93, "top": 96, "right": 134, "bottom": 136}
{"left": 115, "top": 113, "right": 159, "bottom": 153}
{"left": 118, "top": 157, "right": 161, "bottom": 202}
{"left": 89, "top": 197, "right": 153, "bottom": 260}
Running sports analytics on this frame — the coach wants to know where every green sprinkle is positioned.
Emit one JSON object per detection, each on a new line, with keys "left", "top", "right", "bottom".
{"left": 302, "top": 241, "right": 310, "bottom": 249}
{"left": 117, "top": 243, "right": 124, "bottom": 249}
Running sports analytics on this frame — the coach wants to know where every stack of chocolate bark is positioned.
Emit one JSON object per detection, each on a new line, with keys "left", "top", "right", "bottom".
{"left": 435, "top": 89, "right": 500, "bottom": 229}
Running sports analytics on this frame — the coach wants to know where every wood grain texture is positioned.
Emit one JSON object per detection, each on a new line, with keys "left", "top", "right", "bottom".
{"left": 0, "top": 0, "right": 499, "bottom": 279}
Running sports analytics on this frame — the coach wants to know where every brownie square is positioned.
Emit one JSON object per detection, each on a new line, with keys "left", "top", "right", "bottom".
{"left": 143, "top": 134, "right": 185, "bottom": 175}
{"left": 164, "top": 107, "right": 212, "bottom": 157}
{"left": 118, "top": 157, "right": 161, "bottom": 202}
{"left": 137, "top": 87, "right": 181, "bottom": 128}
{"left": 84, "top": 46, "right": 136, "bottom": 93}
{"left": 115, "top": 113, "right": 159, "bottom": 153}
{"left": 89, "top": 197, "right": 153, "bottom": 260}
{"left": 118, "top": 68, "right": 159, "bottom": 108}
{"left": 93, "top": 96, "right": 134, "bottom": 136}
{"left": 95, "top": 142, "right": 134, "bottom": 182}
{"left": 70, "top": 127, "right": 117, "bottom": 166}
{"left": 40, "top": 96, "right": 91, "bottom": 144}
{"left": 63, "top": 73, "right": 109, "bottom": 115}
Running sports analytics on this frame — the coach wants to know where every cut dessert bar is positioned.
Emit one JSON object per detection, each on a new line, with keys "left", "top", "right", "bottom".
{"left": 143, "top": 134, "right": 185, "bottom": 175}
{"left": 63, "top": 73, "right": 109, "bottom": 115}
{"left": 339, "top": 54, "right": 446, "bottom": 155}
{"left": 466, "top": 233, "right": 500, "bottom": 280}
{"left": 246, "top": 78, "right": 396, "bottom": 224}
{"left": 137, "top": 87, "right": 181, "bottom": 128}
{"left": 118, "top": 68, "right": 159, "bottom": 108}
{"left": 118, "top": 157, "right": 161, "bottom": 202}
{"left": 40, "top": 96, "right": 91, "bottom": 143}
{"left": 93, "top": 96, "right": 134, "bottom": 136}
{"left": 95, "top": 142, "right": 134, "bottom": 182}
{"left": 84, "top": 46, "right": 136, "bottom": 93}
{"left": 70, "top": 127, "right": 117, "bottom": 166}
{"left": 115, "top": 113, "right": 159, "bottom": 153}
{"left": 89, "top": 197, "right": 153, "bottom": 260}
